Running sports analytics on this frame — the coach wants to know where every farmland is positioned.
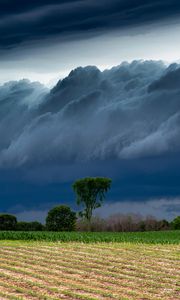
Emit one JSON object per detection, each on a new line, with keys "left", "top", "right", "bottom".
{"left": 0, "top": 230, "right": 179, "bottom": 244}
{"left": 0, "top": 231, "right": 179, "bottom": 300}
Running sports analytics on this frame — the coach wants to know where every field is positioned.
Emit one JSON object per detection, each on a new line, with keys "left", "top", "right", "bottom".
{"left": 0, "top": 232, "right": 179, "bottom": 300}
{"left": 0, "top": 230, "right": 179, "bottom": 244}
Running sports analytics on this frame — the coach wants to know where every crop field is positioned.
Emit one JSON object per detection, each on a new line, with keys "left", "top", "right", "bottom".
{"left": 0, "top": 230, "right": 179, "bottom": 244}
{"left": 0, "top": 238, "right": 179, "bottom": 300}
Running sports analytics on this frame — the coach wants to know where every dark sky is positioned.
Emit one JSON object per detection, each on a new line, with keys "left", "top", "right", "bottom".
{"left": 1, "top": 0, "right": 180, "bottom": 48}
{"left": 1, "top": 0, "right": 180, "bottom": 83}
{"left": 0, "top": 1, "right": 180, "bottom": 221}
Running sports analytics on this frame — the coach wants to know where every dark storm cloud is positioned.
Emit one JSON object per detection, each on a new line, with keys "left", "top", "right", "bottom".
{"left": 0, "top": 79, "right": 47, "bottom": 154}
{"left": 1, "top": 0, "right": 180, "bottom": 48}
{"left": 148, "top": 64, "right": 180, "bottom": 91}
{"left": 0, "top": 60, "right": 180, "bottom": 216}
{"left": 1, "top": 60, "right": 180, "bottom": 168}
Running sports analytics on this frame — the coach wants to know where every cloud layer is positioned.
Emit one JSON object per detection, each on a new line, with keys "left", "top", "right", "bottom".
{"left": 0, "top": 60, "right": 180, "bottom": 216}
{"left": 14, "top": 197, "right": 180, "bottom": 223}
{"left": 96, "top": 197, "right": 180, "bottom": 221}
{"left": 1, "top": 1, "right": 180, "bottom": 49}
{"left": 1, "top": 60, "right": 180, "bottom": 168}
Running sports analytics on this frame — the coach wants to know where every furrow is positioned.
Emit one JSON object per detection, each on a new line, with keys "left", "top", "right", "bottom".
{"left": 0, "top": 259, "right": 177, "bottom": 299}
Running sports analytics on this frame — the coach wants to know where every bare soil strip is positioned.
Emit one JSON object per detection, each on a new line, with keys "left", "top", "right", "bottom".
{"left": 0, "top": 242, "right": 179, "bottom": 300}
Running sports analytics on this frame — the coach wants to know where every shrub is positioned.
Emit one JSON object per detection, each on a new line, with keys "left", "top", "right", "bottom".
{"left": 144, "top": 215, "right": 159, "bottom": 231}
{"left": 75, "top": 213, "right": 172, "bottom": 232}
{"left": 157, "top": 219, "right": 170, "bottom": 231}
{"left": 106, "top": 213, "right": 144, "bottom": 232}
{"left": 46, "top": 205, "right": 77, "bottom": 231}
{"left": 76, "top": 216, "right": 106, "bottom": 232}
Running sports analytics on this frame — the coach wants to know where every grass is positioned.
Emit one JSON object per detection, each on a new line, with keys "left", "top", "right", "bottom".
{"left": 0, "top": 240, "right": 179, "bottom": 300}
{"left": 0, "top": 230, "right": 179, "bottom": 244}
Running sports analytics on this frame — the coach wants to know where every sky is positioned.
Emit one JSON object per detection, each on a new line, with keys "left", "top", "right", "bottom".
{"left": 0, "top": 0, "right": 180, "bottom": 222}
{"left": 1, "top": 0, "right": 180, "bottom": 84}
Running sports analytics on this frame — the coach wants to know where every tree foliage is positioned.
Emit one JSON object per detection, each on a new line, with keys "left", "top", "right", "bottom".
{"left": 73, "top": 177, "right": 112, "bottom": 223}
{"left": 171, "top": 216, "right": 180, "bottom": 230}
{"left": 16, "top": 221, "right": 44, "bottom": 231}
{"left": 0, "top": 214, "right": 17, "bottom": 231}
{"left": 46, "top": 205, "right": 77, "bottom": 231}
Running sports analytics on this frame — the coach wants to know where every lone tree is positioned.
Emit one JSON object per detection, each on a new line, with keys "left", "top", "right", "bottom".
{"left": 73, "top": 177, "right": 112, "bottom": 224}
{"left": 0, "top": 214, "right": 17, "bottom": 231}
{"left": 46, "top": 205, "right": 77, "bottom": 231}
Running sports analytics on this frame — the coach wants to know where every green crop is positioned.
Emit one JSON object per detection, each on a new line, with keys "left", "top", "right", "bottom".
{"left": 0, "top": 230, "right": 179, "bottom": 244}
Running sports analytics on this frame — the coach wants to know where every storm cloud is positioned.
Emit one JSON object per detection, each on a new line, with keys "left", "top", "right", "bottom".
{"left": 1, "top": 60, "right": 180, "bottom": 167}
{"left": 0, "top": 60, "right": 180, "bottom": 215}
{"left": 1, "top": 0, "right": 180, "bottom": 49}
{"left": 14, "top": 198, "right": 180, "bottom": 223}
{"left": 1, "top": 1, "right": 180, "bottom": 219}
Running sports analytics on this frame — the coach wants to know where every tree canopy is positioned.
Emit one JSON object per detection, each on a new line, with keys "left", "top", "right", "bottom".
{"left": 73, "top": 177, "right": 111, "bottom": 224}
{"left": 171, "top": 216, "right": 180, "bottom": 230}
{"left": 0, "top": 214, "right": 17, "bottom": 231}
{"left": 16, "top": 221, "right": 44, "bottom": 231}
{"left": 46, "top": 205, "right": 77, "bottom": 231}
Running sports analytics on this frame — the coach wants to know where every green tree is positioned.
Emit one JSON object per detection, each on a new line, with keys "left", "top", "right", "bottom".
{"left": 73, "top": 177, "right": 112, "bottom": 225}
{"left": 16, "top": 221, "right": 30, "bottom": 231}
{"left": 46, "top": 205, "right": 77, "bottom": 231}
{"left": 29, "top": 221, "right": 44, "bottom": 231}
{"left": 0, "top": 214, "right": 17, "bottom": 231}
{"left": 16, "top": 221, "right": 44, "bottom": 231}
{"left": 171, "top": 216, "right": 180, "bottom": 230}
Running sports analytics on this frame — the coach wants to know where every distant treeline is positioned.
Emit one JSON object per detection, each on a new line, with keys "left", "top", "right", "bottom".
{"left": 0, "top": 177, "right": 180, "bottom": 232}
{"left": 78, "top": 214, "right": 180, "bottom": 232}
{"left": 0, "top": 208, "right": 179, "bottom": 232}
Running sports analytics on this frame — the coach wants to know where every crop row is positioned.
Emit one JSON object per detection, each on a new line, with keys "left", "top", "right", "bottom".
{"left": 0, "top": 230, "right": 179, "bottom": 244}
{"left": 0, "top": 241, "right": 179, "bottom": 300}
